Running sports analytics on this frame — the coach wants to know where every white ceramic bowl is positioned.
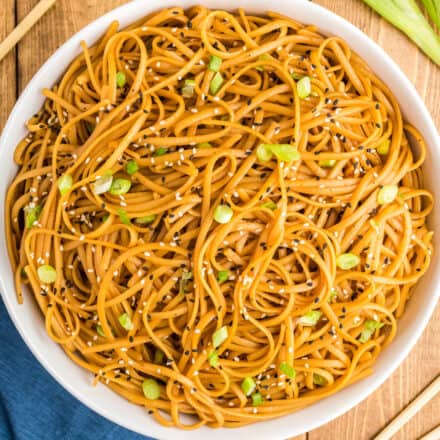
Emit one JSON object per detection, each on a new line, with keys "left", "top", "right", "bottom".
{"left": 1, "top": 1, "right": 439, "bottom": 439}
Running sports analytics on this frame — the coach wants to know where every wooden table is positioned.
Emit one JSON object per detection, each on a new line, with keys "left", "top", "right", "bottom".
{"left": 0, "top": 1, "right": 439, "bottom": 439}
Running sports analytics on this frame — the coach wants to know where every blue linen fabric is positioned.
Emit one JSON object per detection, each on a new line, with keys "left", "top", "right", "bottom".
{"left": 0, "top": 298, "right": 153, "bottom": 440}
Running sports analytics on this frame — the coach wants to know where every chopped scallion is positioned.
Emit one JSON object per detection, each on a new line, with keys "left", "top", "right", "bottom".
{"left": 214, "top": 204, "right": 233, "bottom": 224}
{"left": 328, "top": 287, "right": 338, "bottom": 303}
{"left": 118, "top": 208, "right": 131, "bottom": 225}
{"left": 116, "top": 71, "right": 126, "bottom": 88}
{"left": 261, "top": 201, "right": 277, "bottom": 210}
{"left": 256, "top": 54, "right": 270, "bottom": 71}
{"left": 118, "top": 313, "right": 133, "bottom": 330}
{"left": 256, "top": 144, "right": 273, "bottom": 162}
{"left": 280, "top": 361, "right": 296, "bottom": 378}
{"left": 37, "top": 265, "right": 57, "bottom": 284}
{"left": 217, "top": 270, "right": 229, "bottom": 283}
{"left": 297, "top": 76, "right": 311, "bottom": 99}
{"left": 96, "top": 325, "right": 105, "bottom": 337}
{"left": 210, "top": 72, "right": 223, "bottom": 95}
{"left": 359, "top": 319, "right": 384, "bottom": 343}
{"left": 377, "top": 184, "right": 398, "bottom": 205}
{"left": 181, "top": 79, "right": 196, "bottom": 98}
{"left": 196, "top": 142, "right": 212, "bottom": 149}
{"left": 298, "top": 310, "right": 321, "bottom": 326}
{"left": 257, "top": 144, "right": 301, "bottom": 162}
{"left": 142, "top": 378, "right": 160, "bottom": 400}
{"left": 208, "top": 350, "right": 219, "bottom": 367}
{"left": 110, "top": 178, "right": 131, "bottom": 195}
{"left": 251, "top": 392, "right": 264, "bottom": 406}
{"left": 57, "top": 174, "right": 73, "bottom": 196}
{"left": 93, "top": 171, "right": 113, "bottom": 195}
{"left": 24, "top": 204, "right": 42, "bottom": 229}
{"left": 313, "top": 374, "right": 326, "bottom": 386}
{"left": 135, "top": 214, "right": 156, "bottom": 225}
{"left": 179, "top": 270, "right": 193, "bottom": 294}
{"left": 291, "top": 72, "right": 304, "bottom": 80}
{"left": 336, "top": 253, "right": 360, "bottom": 270}
{"left": 126, "top": 160, "right": 138, "bottom": 175}
{"left": 208, "top": 55, "right": 222, "bottom": 72}
{"left": 241, "top": 377, "right": 256, "bottom": 396}
{"left": 212, "top": 325, "right": 228, "bottom": 348}
{"left": 153, "top": 147, "right": 168, "bottom": 156}
{"left": 319, "top": 159, "right": 336, "bottom": 168}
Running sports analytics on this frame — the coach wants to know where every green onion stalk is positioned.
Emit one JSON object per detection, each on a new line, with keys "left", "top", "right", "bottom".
{"left": 362, "top": 0, "right": 440, "bottom": 65}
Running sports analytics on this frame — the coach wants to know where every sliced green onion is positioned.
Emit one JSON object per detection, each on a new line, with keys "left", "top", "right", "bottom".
{"left": 319, "top": 159, "right": 336, "bottom": 168}
{"left": 96, "top": 325, "right": 106, "bottom": 337}
{"left": 272, "top": 144, "right": 301, "bottom": 162}
{"left": 421, "top": 0, "right": 440, "bottom": 29}
{"left": 256, "top": 144, "right": 273, "bottom": 162}
{"left": 280, "top": 361, "right": 296, "bottom": 378}
{"left": 179, "top": 270, "right": 193, "bottom": 294}
{"left": 377, "top": 139, "right": 390, "bottom": 155}
{"left": 102, "top": 214, "right": 109, "bottom": 222}
{"left": 153, "top": 147, "right": 168, "bottom": 156}
{"left": 208, "top": 55, "right": 222, "bottom": 72}
{"left": 256, "top": 54, "right": 270, "bottom": 71}
{"left": 291, "top": 72, "right": 304, "bottom": 80}
{"left": 118, "top": 313, "right": 133, "bottom": 330}
{"left": 93, "top": 170, "right": 113, "bottom": 195}
{"left": 208, "top": 350, "right": 219, "bottom": 367}
{"left": 377, "top": 184, "right": 398, "bottom": 205}
{"left": 110, "top": 178, "right": 131, "bottom": 195}
{"left": 214, "top": 204, "right": 233, "bottom": 224}
{"left": 154, "top": 349, "right": 164, "bottom": 364}
{"left": 126, "top": 160, "right": 138, "bottom": 175}
{"left": 298, "top": 310, "right": 322, "bottom": 326}
{"left": 212, "top": 325, "right": 228, "bottom": 348}
{"left": 251, "top": 392, "right": 264, "bottom": 406}
{"left": 359, "top": 319, "right": 384, "bottom": 343}
{"left": 142, "top": 378, "right": 160, "bottom": 400}
{"left": 241, "top": 377, "right": 256, "bottom": 396}
{"left": 257, "top": 144, "right": 301, "bottom": 162}
{"left": 118, "top": 208, "right": 131, "bottom": 225}
{"left": 328, "top": 287, "right": 338, "bottom": 303}
{"left": 261, "top": 201, "right": 277, "bottom": 210}
{"left": 24, "top": 204, "right": 42, "bottom": 229}
{"left": 217, "top": 270, "right": 229, "bottom": 283}
{"left": 57, "top": 174, "right": 73, "bottom": 196}
{"left": 297, "top": 76, "right": 311, "bottom": 99}
{"left": 210, "top": 72, "right": 223, "bottom": 95}
{"left": 313, "top": 374, "right": 326, "bottom": 386}
{"left": 182, "top": 79, "right": 196, "bottom": 97}
{"left": 37, "top": 265, "right": 57, "bottom": 284}
{"left": 336, "top": 253, "right": 360, "bottom": 270}
{"left": 135, "top": 214, "right": 156, "bottom": 225}
{"left": 116, "top": 71, "right": 126, "bottom": 88}
{"left": 196, "top": 142, "right": 212, "bottom": 149}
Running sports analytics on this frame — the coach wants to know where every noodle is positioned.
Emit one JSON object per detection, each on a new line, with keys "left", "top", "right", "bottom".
{"left": 5, "top": 6, "right": 434, "bottom": 429}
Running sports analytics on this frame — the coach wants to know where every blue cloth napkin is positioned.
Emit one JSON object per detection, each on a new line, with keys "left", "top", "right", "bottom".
{"left": 0, "top": 298, "right": 153, "bottom": 440}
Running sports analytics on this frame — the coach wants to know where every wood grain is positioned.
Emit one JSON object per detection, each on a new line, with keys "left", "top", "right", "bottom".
{"left": 0, "top": 0, "right": 16, "bottom": 132}
{"left": 2, "top": 1, "right": 440, "bottom": 439}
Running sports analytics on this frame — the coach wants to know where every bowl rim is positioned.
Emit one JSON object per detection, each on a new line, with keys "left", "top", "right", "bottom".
{"left": 1, "top": 1, "right": 439, "bottom": 439}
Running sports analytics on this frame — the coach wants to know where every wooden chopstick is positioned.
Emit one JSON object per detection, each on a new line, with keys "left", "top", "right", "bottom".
{"left": 0, "top": 0, "right": 57, "bottom": 63}
{"left": 374, "top": 375, "right": 440, "bottom": 440}
{"left": 419, "top": 425, "right": 440, "bottom": 440}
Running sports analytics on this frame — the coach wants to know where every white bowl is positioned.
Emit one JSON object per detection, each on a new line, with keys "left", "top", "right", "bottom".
{"left": 1, "top": 1, "right": 439, "bottom": 439}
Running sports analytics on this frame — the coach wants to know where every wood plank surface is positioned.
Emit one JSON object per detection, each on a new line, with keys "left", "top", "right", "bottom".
{"left": 0, "top": 0, "right": 16, "bottom": 132}
{"left": 1, "top": 1, "right": 439, "bottom": 439}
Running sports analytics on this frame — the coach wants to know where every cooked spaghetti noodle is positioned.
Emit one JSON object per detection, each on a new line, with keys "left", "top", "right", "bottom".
{"left": 6, "top": 6, "right": 434, "bottom": 429}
